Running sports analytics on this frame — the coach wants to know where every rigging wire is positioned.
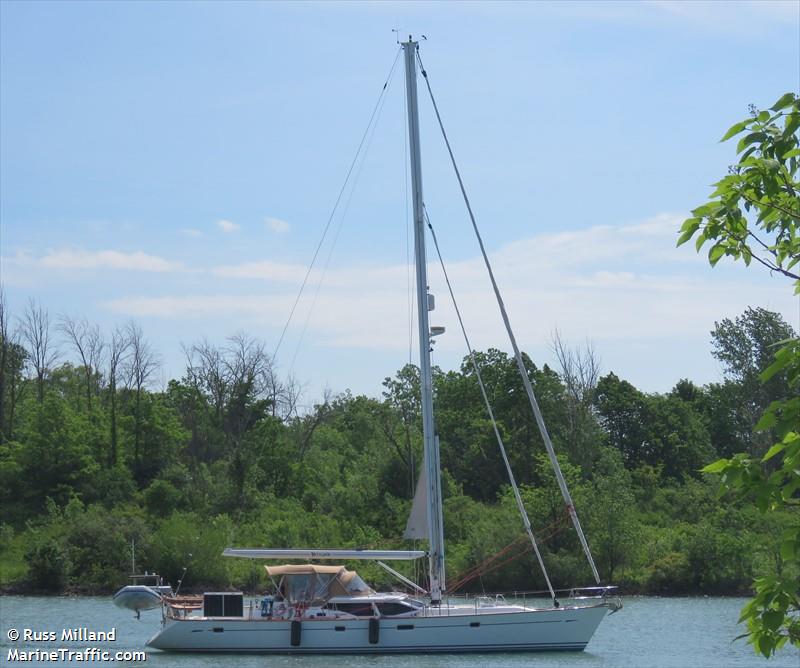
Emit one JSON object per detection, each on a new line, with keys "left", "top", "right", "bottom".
{"left": 417, "top": 50, "right": 601, "bottom": 586}
{"left": 424, "top": 207, "right": 556, "bottom": 602}
{"left": 288, "top": 56, "right": 399, "bottom": 375}
{"left": 272, "top": 48, "right": 402, "bottom": 363}
{"left": 448, "top": 506, "right": 571, "bottom": 593}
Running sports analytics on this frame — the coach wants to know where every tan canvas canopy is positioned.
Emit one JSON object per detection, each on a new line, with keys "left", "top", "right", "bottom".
{"left": 265, "top": 564, "right": 374, "bottom": 603}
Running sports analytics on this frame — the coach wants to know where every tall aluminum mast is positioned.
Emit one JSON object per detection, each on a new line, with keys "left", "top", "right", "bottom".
{"left": 402, "top": 37, "right": 445, "bottom": 604}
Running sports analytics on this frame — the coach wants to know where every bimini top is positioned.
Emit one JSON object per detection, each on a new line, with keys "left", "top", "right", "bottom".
{"left": 265, "top": 565, "right": 374, "bottom": 603}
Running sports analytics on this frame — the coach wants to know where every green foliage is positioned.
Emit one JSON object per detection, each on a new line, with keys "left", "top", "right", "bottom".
{"left": 646, "top": 552, "right": 691, "bottom": 593}
{"left": 25, "top": 539, "right": 70, "bottom": 591}
{"left": 149, "top": 512, "right": 231, "bottom": 589}
{"left": 583, "top": 447, "right": 640, "bottom": 582}
{"left": 0, "top": 299, "right": 794, "bottom": 649}
{"left": 678, "top": 92, "right": 799, "bottom": 287}
{"left": 682, "top": 92, "right": 800, "bottom": 658}
{"left": 595, "top": 373, "right": 714, "bottom": 478}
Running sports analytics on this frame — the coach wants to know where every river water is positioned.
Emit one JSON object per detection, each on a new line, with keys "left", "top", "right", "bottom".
{"left": 1, "top": 596, "right": 798, "bottom": 667}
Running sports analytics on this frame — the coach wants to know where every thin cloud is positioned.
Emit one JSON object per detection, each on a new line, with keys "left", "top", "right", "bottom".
{"left": 24, "top": 248, "right": 184, "bottom": 273}
{"left": 265, "top": 216, "right": 290, "bottom": 234}
{"left": 216, "top": 219, "right": 240, "bottom": 233}
{"left": 104, "top": 294, "right": 293, "bottom": 318}
{"left": 213, "top": 260, "right": 312, "bottom": 283}
{"left": 180, "top": 228, "right": 204, "bottom": 238}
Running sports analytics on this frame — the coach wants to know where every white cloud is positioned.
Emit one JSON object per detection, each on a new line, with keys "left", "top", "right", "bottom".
{"left": 216, "top": 219, "right": 240, "bottom": 233}
{"left": 265, "top": 216, "right": 290, "bottom": 234}
{"left": 213, "top": 260, "right": 311, "bottom": 283}
{"left": 23, "top": 248, "right": 184, "bottom": 273}
{"left": 101, "top": 212, "right": 798, "bottom": 359}
{"left": 104, "top": 294, "right": 293, "bottom": 319}
{"left": 180, "top": 228, "right": 204, "bottom": 238}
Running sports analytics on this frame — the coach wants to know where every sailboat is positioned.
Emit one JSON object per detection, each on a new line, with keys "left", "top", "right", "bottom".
{"left": 146, "top": 37, "right": 621, "bottom": 654}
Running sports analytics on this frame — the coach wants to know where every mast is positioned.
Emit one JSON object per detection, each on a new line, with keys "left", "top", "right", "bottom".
{"left": 402, "top": 37, "right": 445, "bottom": 604}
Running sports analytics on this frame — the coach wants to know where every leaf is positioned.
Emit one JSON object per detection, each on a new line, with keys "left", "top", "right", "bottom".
{"left": 736, "top": 132, "right": 767, "bottom": 154}
{"left": 676, "top": 229, "right": 694, "bottom": 246}
{"left": 754, "top": 409, "right": 777, "bottom": 431}
{"left": 784, "top": 112, "right": 800, "bottom": 140}
{"left": 762, "top": 610, "right": 783, "bottom": 632}
{"left": 708, "top": 243, "right": 726, "bottom": 265}
{"left": 695, "top": 231, "right": 708, "bottom": 252}
{"left": 757, "top": 633, "right": 773, "bottom": 658}
{"left": 677, "top": 218, "right": 702, "bottom": 247}
{"left": 780, "top": 540, "right": 796, "bottom": 561}
{"left": 761, "top": 443, "right": 785, "bottom": 462}
{"left": 770, "top": 92, "right": 797, "bottom": 112}
{"left": 702, "top": 459, "right": 729, "bottom": 474}
{"left": 720, "top": 119, "right": 750, "bottom": 142}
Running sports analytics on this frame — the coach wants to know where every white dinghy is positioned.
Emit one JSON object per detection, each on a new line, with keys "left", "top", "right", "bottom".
{"left": 113, "top": 573, "right": 173, "bottom": 618}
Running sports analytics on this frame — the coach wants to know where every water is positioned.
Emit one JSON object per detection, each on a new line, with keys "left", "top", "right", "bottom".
{"left": 1, "top": 596, "right": 798, "bottom": 667}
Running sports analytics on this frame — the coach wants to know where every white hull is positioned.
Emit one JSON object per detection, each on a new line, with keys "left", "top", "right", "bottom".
{"left": 147, "top": 604, "right": 609, "bottom": 653}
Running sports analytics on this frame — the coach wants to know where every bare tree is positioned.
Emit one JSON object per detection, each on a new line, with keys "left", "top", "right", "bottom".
{"left": 224, "top": 332, "right": 272, "bottom": 437}
{"left": 107, "top": 326, "right": 130, "bottom": 466}
{"left": 59, "top": 315, "right": 105, "bottom": 412}
{"left": 279, "top": 372, "right": 303, "bottom": 421}
{"left": 20, "top": 299, "right": 59, "bottom": 403}
{"left": 551, "top": 329, "right": 602, "bottom": 468}
{"left": 295, "top": 387, "right": 332, "bottom": 462}
{"left": 123, "top": 321, "right": 160, "bottom": 468}
{"left": 184, "top": 339, "right": 229, "bottom": 421}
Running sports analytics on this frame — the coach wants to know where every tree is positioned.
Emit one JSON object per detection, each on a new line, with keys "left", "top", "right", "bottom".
{"left": 0, "top": 289, "right": 26, "bottom": 442}
{"left": 59, "top": 315, "right": 105, "bottom": 413}
{"left": 583, "top": 447, "right": 639, "bottom": 583}
{"left": 551, "top": 332, "right": 604, "bottom": 471}
{"left": 20, "top": 299, "right": 58, "bottom": 403}
{"left": 594, "top": 373, "right": 648, "bottom": 468}
{"left": 677, "top": 92, "right": 799, "bottom": 657}
{"left": 711, "top": 308, "right": 795, "bottom": 458}
{"left": 106, "top": 327, "right": 130, "bottom": 466}
{"left": 595, "top": 373, "right": 713, "bottom": 480}
{"left": 123, "top": 322, "right": 159, "bottom": 478}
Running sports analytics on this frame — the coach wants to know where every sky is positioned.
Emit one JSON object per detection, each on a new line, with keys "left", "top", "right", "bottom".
{"left": 1, "top": 0, "right": 798, "bottom": 408}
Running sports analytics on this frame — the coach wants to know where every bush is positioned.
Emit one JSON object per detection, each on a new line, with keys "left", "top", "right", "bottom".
{"left": 646, "top": 552, "right": 691, "bottom": 593}
{"left": 26, "top": 539, "right": 70, "bottom": 591}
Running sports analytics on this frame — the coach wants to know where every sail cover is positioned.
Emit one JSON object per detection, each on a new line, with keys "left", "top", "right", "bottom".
{"left": 404, "top": 466, "right": 429, "bottom": 540}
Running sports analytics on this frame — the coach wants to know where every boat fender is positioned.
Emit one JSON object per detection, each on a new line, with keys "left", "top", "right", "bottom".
{"left": 368, "top": 617, "right": 380, "bottom": 645}
{"left": 290, "top": 620, "right": 302, "bottom": 647}
{"left": 260, "top": 596, "right": 274, "bottom": 618}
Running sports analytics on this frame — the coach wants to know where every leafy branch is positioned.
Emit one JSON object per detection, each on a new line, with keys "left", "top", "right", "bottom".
{"left": 683, "top": 91, "right": 800, "bottom": 659}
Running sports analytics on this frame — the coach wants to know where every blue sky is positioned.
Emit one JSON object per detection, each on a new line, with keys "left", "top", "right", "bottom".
{"left": 1, "top": 0, "right": 798, "bottom": 406}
